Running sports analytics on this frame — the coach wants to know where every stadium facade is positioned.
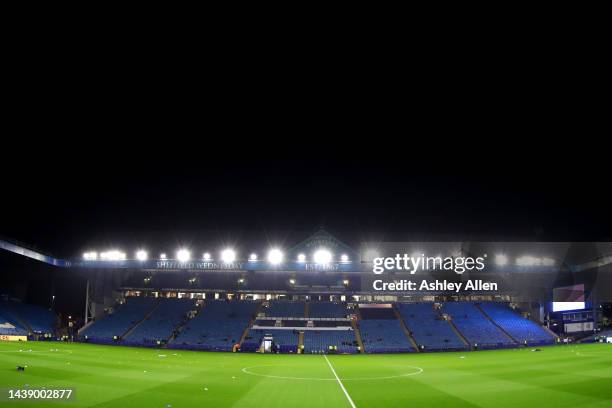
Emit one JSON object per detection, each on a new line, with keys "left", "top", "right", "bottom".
{"left": 1, "top": 231, "right": 611, "bottom": 354}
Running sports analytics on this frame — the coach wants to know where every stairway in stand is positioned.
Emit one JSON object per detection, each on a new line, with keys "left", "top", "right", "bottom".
{"left": 121, "top": 299, "right": 161, "bottom": 340}
{"left": 474, "top": 304, "right": 519, "bottom": 345}
{"left": 352, "top": 306, "right": 365, "bottom": 353}
{"left": 393, "top": 305, "right": 420, "bottom": 352}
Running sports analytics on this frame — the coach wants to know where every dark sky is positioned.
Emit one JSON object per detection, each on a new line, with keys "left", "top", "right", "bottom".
{"left": 3, "top": 150, "right": 611, "bottom": 259}
{"left": 2, "top": 42, "right": 609, "bottom": 317}
{"left": 2, "top": 137, "right": 610, "bottom": 318}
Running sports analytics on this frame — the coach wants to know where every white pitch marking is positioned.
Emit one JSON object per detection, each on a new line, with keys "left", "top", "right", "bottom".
{"left": 241, "top": 364, "right": 422, "bottom": 381}
{"left": 324, "top": 354, "right": 356, "bottom": 408}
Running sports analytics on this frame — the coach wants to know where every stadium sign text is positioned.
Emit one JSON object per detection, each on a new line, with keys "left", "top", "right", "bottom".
{"left": 155, "top": 261, "right": 245, "bottom": 270}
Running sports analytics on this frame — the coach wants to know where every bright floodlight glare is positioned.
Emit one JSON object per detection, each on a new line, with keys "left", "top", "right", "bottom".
{"left": 297, "top": 253, "right": 306, "bottom": 262}
{"left": 343, "top": 279, "right": 349, "bottom": 285}
{"left": 160, "top": 253, "right": 167, "bottom": 260}
{"left": 495, "top": 254, "right": 508, "bottom": 266}
{"left": 136, "top": 250, "right": 148, "bottom": 261}
{"left": 249, "top": 253, "right": 258, "bottom": 261}
{"left": 268, "top": 249, "right": 284, "bottom": 265}
{"left": 100, "top": 250, "right": 125, "bottom": 261}
{"left": 363, "top": 249, "right": 380, "bottom": 262}
{"left": 176, "top": 249, "right": 191, "bottom": 263}
{"left": 516, "top": 256, "right": 541, "bottom": 266}
{"left": 83, "top": 252, "right": 98, "bottom": 260}
{"left": 313, "top": 249, "right": 332, "bottom": 264}
{"left": 341, "top": 254, "right": 349, "bottom": 262}
{"left": 221, "top": 249, "right": 236, "bottom": 263}
{"left": 203, "top": 253, "right": 211, "bottom": 260}
{"left": 289, "top": 279, "right": 296, "bottom": 285}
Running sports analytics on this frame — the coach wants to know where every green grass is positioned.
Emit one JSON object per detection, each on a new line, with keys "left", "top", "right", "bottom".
{"left": 1, "top": 341, "right": 611, "bottom": 407}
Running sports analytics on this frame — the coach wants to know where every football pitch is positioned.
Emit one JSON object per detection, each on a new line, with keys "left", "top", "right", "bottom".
{"left": 1, "top": 341, "right": 611, "bottom": 408}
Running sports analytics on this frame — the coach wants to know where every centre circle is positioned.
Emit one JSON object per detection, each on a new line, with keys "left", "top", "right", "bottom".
{"left": 241, "top": 364, "right": 423, "bottom": 381}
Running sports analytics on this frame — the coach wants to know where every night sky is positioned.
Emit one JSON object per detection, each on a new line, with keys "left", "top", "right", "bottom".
{"left": 2, "top": 48, "right": 609, "bottom": 320}
{"left": 1, "top": 141, "right": 610, "bottom": 316}
{"left": 3, "top": 152, "right": 611, "bottom": 255}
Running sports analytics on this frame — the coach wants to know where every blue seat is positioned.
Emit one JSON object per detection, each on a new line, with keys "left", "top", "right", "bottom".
{"left": 397, "top": 303, "right": 467, "bottom": 351}
{"left": 479, "top": 302, "right": 554, "bottom": 345}
{"left": 170, "top": 300, "right": 259, "bottom": 351}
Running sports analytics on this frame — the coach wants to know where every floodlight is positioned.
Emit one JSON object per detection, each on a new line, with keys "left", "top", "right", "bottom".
{"left": 203, "top": 253, "right": 211, "bottom": 260}
{"left": 160, "top": 253, "right": 167, "bottom": 260}
{"left": 221, "top": 249, "right": 236, "bottom": 263}
{"left": 101, "top": 250, "right": 125, "bottom": 261}
{"left": 136, "top": 250, "right": 148, "bottom": 261}
{"left": 238, "top": 278, "right": 245, "bottom": 283}
{"left": 249, "top": 253, "right": 258, "bottom": 261}
{"left": 340, "top": 254, "right": 349, "bottom": 262}
{"left": 343, "top": 279, "right": 349, "bottom": 285}
{"left": 289, "top": 279, "right": 296, "bottom": 285}
{"left": 177, "top": 249, "right": 191, "bottom": 263}
{"left": 494, "top": 254, "right": 508, "bottom": 266}
{"left": 313, "top": 249, "right": 332, "bottom": 264}
{"left": 83, "top": 252, "right": 98, "bottom": 260}
{"left": 516, "top": 256, "right": 540, "bottom": 266}
{"left": 297, "top": 253, "right": 306, "bottom": 262}
{"left": 267, "top": 249, "right": 284, "bottom": 265}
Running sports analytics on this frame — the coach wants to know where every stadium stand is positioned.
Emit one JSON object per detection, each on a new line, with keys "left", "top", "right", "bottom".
{"left": 478, "top": 302, "right": 554, "bottom": 345}
{"left": 358, "top": 307, "right": 414, "bottom": 353}
{"left": 308, "top": 302, "right": 348, "bottom": 318}
{"left": 0, "top": 311, "right": 28, "bottom": 335}
{"left": 396, "top": 303, "right": 467, "bottom": 351}
{"left": 169, "top": 300, "right": 259, "bottom": 351}
{"left": 125, "top": 298, "right": 196, "bottom": 346}
{"left": 76, "top": 299, "right": 554, "bottom": 353}
{"left": 442, "top": 302, "right": 514, "bottom": 349}
{"left": 262, "top": 300, "right": 304, "bottom": 317}
{"left": 81, "top": 297, "right": 157, "bottom": 343}
{"left": 303, "top": 329, "right": 358, "bottom": 354}
{"left": 0, "top": 300, "right": 55, "bottom": 335}
{"left": 245, "top": 329, "right": 299, "bottom": 353}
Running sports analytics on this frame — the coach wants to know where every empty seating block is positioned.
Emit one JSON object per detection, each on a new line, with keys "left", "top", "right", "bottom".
{"left": 170, "top": 301, "right": 259, "bottom": 351}
{"left": 303, "top": 330, "right": 357, "bottom": 354}
{"left": 443, "top": 302, "right": 514, "bottom": 349}
{"left": 246, "top": 329, "right": 299, "bottom": 353}
{"left": 359, "top": 319, "right": 413, "bottom": 353}
{"left": 479, "top": 302, "right": 554, "bottom": 345}
{"left": 126, "top": 299, "right": 196, "bottom": 345}
{"left": 397, "top": 303, "right": 466, "bottom": 351}
{"left": 1, "top": 302, "right": 56, "bottom": 334}
{"left": 81, "top": 297, "right": 157, "bottom": 342}
{"left": 264, "top": 301, "right": 304, "bottom": 317}
{"left": 0, "top": 308, "right": 28, "bottom": 335}
{"left": 308, "top": 302, "right": 348, "bottom": 318}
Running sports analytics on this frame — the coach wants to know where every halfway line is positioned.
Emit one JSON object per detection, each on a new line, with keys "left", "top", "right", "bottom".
{"left": 323, "top": 354, "right": 357, "bottom": 408}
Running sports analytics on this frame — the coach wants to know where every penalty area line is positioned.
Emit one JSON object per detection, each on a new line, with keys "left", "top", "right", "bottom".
{"left": 323, "top": 354, "right": 356, "bottom": 408}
